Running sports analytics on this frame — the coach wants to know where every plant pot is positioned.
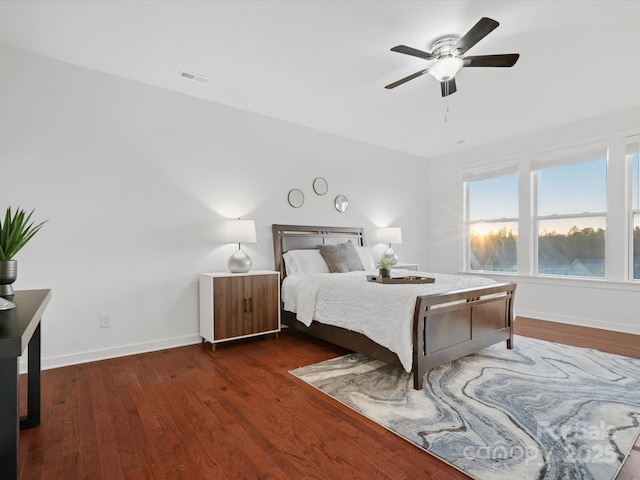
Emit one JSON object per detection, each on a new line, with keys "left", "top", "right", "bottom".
{"left": 379, "top": 268, "right": 390, "bottom": 278}
{"left": 0, "top": 260, "right": 17, "bottom": 296}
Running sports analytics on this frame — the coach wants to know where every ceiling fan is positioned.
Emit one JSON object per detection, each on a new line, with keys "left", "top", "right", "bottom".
{"left": 385, "top": 17, "right": 519, "bottom": 97}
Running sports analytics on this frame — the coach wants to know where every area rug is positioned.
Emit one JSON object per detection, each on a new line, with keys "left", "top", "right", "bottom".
{"left": 290, "top": 336, "right": 640, "bottom": 480}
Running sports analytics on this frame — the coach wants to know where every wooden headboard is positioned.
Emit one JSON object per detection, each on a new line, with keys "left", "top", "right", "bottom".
{"left": 271, "top": 224, "right": 366, "bottom": 279}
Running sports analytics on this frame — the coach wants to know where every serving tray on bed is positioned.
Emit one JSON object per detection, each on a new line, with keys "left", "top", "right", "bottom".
{"left": 367, "top": 275, "right": 435, "bottom": 284}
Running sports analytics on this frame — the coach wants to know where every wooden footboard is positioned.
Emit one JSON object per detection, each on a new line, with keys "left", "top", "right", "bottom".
{"left": 412, "top": 282, "right": 516, "bottom": 389}
{"left": 282, "top": 281, "right": 516, "bottom": 390}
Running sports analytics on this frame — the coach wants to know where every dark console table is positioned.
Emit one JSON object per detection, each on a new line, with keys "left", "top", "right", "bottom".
{"left": 0, "top": 289, "right": 51, "bottom": 480}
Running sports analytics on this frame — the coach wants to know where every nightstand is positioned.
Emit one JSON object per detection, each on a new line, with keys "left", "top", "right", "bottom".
{"left": 392, "top": 263, "right": 419, "bottom": 271}
{"left": 199, "top": 270, "right": 281, "bottom": 350}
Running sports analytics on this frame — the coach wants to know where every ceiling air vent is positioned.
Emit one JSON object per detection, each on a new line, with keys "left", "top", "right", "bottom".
{"left": 178, "top": 70, "right": 210, "bottom": 84}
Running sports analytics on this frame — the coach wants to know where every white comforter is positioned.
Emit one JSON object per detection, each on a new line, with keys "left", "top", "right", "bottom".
{"left": 282, "top": 270, "right": 496, "bottom": 372}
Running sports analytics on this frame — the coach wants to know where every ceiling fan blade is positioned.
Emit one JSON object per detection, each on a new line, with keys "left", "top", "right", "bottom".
{"left": 453, "top": 17, "right": 499, "bottom": 54}
{"left": 463, "top": 54, "right": 520, "bottom": 67}
{"left": 390, "top": 45, "right": 436, "bottom": 61}
{"left": 385, "top": 69, "right": 429, "bottom": 89}
{"left": 440, "top": 78, "right": 457, "bottom": 97}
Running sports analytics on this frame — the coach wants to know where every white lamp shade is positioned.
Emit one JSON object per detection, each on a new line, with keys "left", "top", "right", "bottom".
{"left": 428, "top": 56, "right": 464, "bottom": 82}
{"left": 378, "top": 227, "right": 402, "bottom": 245}
{"left": 224, "top": 219, "right": 257, "bottom": 244}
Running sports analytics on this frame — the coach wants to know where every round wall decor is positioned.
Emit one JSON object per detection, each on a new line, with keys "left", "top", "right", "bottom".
{"left": 334, "top": 194, "right": 349, "bottom": 212}
{"left": 288, "top": 188, "right": 305, "bottom": 208}
{"left": 313, "top": 177, "right": 328, "bottom": 196}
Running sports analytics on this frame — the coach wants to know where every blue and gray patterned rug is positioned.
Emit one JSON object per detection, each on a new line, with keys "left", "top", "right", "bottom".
{"left": 290, "top": 336, "right": 640, "bottom": 480}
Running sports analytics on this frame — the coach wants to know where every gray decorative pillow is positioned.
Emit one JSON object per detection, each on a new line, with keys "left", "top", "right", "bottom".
{"left": 318, "top": 240, "right": 365, "bottom": 273}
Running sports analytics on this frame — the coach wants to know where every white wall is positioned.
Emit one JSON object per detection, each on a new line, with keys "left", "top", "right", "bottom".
{"left": 6, "top": 41, "right": 635, "bottom": 371}
{"left": 0, "top": 45, "right": 429, "bottom": 370}
{"left": 426, "top": 106, "right": 640, "bottom": 335}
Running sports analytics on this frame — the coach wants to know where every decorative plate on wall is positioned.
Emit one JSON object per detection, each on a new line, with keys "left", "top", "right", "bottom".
{"left": 334, "top": 195, "right": 349, "bottom": 212}
{"left": 288, "top": 188, "right": 305, "bottom": 208}
{"left": 313, "top": 177, "right": 328, "bottom": 196}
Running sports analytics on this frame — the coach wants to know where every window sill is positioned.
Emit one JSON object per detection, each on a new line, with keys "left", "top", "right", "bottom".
{"left": 460, "top": 271, "right": 640, "bottom": 292}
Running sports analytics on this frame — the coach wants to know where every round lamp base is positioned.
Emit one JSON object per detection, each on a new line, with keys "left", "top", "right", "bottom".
{"left": 228, "top": 250, "right": 252, "bottom": 273}
{"left": 381, "top": 247, "right": 398, "bottom": 265}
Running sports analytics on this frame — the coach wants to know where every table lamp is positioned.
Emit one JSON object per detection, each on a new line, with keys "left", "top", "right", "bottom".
{"left": 225, "top": 219, "right": 257, "bottom": 273}
{"left": 378, "top": 227, "right": 402, "bottom": 265}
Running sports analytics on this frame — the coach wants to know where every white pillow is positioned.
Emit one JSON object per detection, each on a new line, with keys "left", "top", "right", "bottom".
{"left": 283, "top": 252, "right": 298, "bottom": 275}
{"left": 286, "top": 249, "right": 330, "bottom": 274}
{"left": 355, "top": 246, "right": 376, "bottom": 270}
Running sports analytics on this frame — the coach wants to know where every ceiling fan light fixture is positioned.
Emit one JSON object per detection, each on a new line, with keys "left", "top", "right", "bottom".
{"left": 386, "top": 17, "right": 518, "bottom": 95}
{"left": 428, "top": 56, "right": 464, "bottom": 82}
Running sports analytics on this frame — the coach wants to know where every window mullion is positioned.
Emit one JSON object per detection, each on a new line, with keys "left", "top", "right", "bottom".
{"left": 627, "top": 141, "right": 640, "bottom": 280}
{"left": 606, "top": 140, "right": 625, "bottom": 281}
{"left": 537, "top": 212, "right": 606, "bottom": 221}
{"left": 469, "top": 217, "right": 519, "bottom": 225}
{"left": 529, "top": 169, "right": 539, "bottom": 276}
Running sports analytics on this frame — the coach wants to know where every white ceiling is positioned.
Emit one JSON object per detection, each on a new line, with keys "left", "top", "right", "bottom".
{"left": 1, "top": 0, "right": 640, "bottom": 159}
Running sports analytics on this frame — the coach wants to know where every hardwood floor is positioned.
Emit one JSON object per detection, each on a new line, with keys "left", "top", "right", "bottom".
{"left": 18, "top": 317, "right": 640, "bottom": 480}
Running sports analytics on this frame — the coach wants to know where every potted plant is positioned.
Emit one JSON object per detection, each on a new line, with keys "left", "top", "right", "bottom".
{"left": 376, "top": 258, "right": 392, "bottom": 278}
{"left": 0, "top": 207, "right": 46, "bottom": 296}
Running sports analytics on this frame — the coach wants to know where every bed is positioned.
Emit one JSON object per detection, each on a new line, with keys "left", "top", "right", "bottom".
{"left": 272, "top": 224, "right": 517, "bottom": 390}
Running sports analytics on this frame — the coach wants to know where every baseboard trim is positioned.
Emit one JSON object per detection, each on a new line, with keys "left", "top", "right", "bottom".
{"left": 515, "top": 308, "right": 640, "bottom": 336}
{"left": 20, "top": 334, "right": 203, "bottom": 374}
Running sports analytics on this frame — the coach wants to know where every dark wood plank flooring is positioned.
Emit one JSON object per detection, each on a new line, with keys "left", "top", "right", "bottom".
{"left": 18, "top": 317, "right": 640, "bottom": 479}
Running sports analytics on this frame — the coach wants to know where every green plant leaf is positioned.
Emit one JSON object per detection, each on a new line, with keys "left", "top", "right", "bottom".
{"left": 0, "top": 207, "right": 47, "bottom": 260}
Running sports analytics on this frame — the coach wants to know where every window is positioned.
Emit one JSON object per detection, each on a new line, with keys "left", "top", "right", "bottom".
{"left": 465, "top": 172, "right": 518, "bottom": 273}
{"left": 628, "top": 142, "right": 640, "bottom": 280}
{"left": 534, "top": 154, "right": 607, "bottom": 278}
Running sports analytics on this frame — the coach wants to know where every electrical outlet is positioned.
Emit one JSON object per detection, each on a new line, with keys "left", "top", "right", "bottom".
{"left": 99, "top": 313, "right": 112, "bottom": 328}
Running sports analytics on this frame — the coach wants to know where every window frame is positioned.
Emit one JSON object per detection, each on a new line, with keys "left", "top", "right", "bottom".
{"left": 463, "top": 167, "right": 519, "bottom": 274}
{"left": 457, "top": 136, "right": 640, "bottom": 286}
{"left": 531, "top": 148, "right": 608, "bottom": 279}
{"left": 626, "top": 138, "right": 640, "bottom": 281}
